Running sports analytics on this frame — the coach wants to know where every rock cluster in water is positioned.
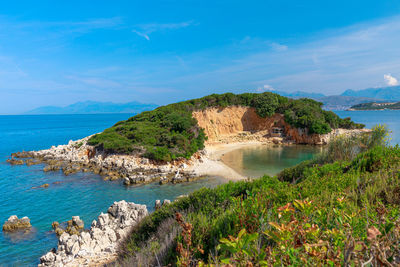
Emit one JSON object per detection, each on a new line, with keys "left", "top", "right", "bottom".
{"left": 39, "top": 200, "right": 148, "bottom": 267}
{"left": 52, "top": 216, "right": 85, "bottom": 236}
{"left": 2, "top": 215, "right": 31, "bottom": 232}
{"left": 10, "top": 136, "right": 201, "bottom": 185}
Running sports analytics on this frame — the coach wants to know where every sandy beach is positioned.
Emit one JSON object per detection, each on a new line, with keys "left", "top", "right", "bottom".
{"left": 188, "top": 141, "right": 269, "bottom": 180}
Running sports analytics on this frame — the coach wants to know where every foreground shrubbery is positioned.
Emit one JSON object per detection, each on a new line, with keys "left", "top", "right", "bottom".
{"left": 114, "top": 126, "right": 400, "bottom": 266}
{"left": 88, "top": 92, "right": 364, "bottom": 161}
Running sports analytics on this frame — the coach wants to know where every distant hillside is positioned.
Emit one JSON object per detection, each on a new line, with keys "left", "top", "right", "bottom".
{"left": 25, "top": 101, "right": 158, "bottom": 115}
{"left": 265, "top": 90, "right": 325, "bottom": 99}
{"left": 341, "top": 85, "right": 400, "bottom": 101}
{"left": 265, "top": 90, "right": 382, "bottom": 110}
{"left": 317, "top": 95, "right": 383, "bottom": 110}
{"left": 350, "top": 101, "right": 400, "bottom": 110}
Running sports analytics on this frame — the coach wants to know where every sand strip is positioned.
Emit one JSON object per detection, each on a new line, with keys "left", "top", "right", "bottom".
{"left": 188, "top": 141, "right": 268, "bottom": 180}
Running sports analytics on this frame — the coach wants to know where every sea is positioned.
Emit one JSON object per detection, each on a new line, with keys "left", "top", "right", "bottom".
{"left": 0, "top": 110, "right": 399, "bottom": 266}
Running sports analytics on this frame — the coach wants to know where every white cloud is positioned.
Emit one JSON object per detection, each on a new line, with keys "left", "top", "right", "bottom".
{"left": 384, "top": 74, "right": 399, "bottom": 86}
{"left": 132, "top": 21, "right": 195, "bottom": 40}
{"left": 257, "top": 84, "right": 275, "bottom": 92}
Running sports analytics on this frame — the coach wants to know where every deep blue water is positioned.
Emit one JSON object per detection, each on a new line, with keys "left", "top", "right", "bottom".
{"left": 335, "top": 110, "right": 400, "bottom": 145}
{"left": 0, "top": 114, "right": 227, "bottom": 266}
{"left": 0, "top": 111, "right": 399, "bottom": 266}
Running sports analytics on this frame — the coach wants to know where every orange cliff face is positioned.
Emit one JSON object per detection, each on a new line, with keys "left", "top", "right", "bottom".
{"left": 192, "top": 106, "right": 341, "bottom": 145}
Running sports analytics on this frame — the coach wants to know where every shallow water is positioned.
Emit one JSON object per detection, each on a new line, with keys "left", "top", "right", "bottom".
{"left": 0, "top": 114, "right": 226, "bottom": 266}
{"left": 221, "top": 145, "right": 321, "bottom": 178}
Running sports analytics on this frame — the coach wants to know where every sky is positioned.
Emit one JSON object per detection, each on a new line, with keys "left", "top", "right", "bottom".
{"left": 1, "top": 1, "right": 400, "bottom": 114}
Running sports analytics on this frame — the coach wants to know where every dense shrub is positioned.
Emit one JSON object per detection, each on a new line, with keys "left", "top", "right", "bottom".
{"left": 88, "top": 92, "right": 363, "bottom": 161}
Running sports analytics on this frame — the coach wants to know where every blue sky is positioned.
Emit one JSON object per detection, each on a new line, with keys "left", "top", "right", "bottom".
{"left": 1, "top": 0, "right": 400, "bottom": 114}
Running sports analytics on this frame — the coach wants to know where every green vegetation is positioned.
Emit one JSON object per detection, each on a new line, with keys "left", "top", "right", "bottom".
{"left": 351, "top": 101, "right": 400, "bottom": 110}
{"left": 88, "top": 92, "right": 364, "bottom": 161}
{"left": 115, "top": 126, "right": 400, "bottom": 266}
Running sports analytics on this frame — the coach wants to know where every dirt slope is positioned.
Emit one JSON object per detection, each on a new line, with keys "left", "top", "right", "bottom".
{"left": 192, "top": 106, "right": 364, "bottom": 145}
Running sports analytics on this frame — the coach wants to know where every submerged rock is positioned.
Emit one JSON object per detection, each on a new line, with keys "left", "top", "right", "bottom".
{"left": 39, "top": 200, "right": 148, "bottom": 267}
{"left": 6, "top": 158, "right": 24, "bottom": 165}
{"left": 2, "top": 215, "right": 31, "bottom": 232}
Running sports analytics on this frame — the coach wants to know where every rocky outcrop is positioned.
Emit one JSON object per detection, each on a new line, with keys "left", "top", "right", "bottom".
{"left": 154, "top": 199, "right": 171, "bottom": 210}
{"left": 39, "top": 200, "right": 148, "bottom": 267}
{"left": 52, "top": 216, "right": 85, "bottom": 236}
{"left": 6, "top": 158, "right": 24, "bottom": 165}
{"left": 2, "top": 215, "right": 31, "bottom": 232}
{"left": 10, "top": 136, "right": 201, "bottom": 185}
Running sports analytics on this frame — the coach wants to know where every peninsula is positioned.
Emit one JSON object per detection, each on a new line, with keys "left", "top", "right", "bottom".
{"left": 349, "top": 101, "right": 400, "bottom": 110}
{"left": 10, "top": 92, "right": 366, "bottom": 184}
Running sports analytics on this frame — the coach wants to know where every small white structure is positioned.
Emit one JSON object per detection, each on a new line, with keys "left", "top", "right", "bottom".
{"left": 271, "top": 127, "right": 284, "bottom": 137}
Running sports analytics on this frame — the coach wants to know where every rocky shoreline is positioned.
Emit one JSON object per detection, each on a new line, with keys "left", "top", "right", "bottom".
{"left": 39, "top": 200, "right": 148, "bottom": 267}
{"left": 7, "top": 128, "right": 371, "bottom": 185}
{"left": 8, "top": 135, "right": 202, "bottom": 186}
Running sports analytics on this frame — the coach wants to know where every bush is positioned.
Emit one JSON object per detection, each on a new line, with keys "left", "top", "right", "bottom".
{"left": 252, "top": 92, "right": 280, "bottom": 117}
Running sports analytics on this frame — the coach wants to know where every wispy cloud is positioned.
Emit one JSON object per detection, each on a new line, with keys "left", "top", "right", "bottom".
{"left": 184, "top": 16, "right": 400, "bottom": 94}
{"left": 132, "top": 21, "right": 195, "bottom": 40}
{"left": 0, "top": 17, "right": 122, "bottom": 35}
{"left": 65, "top": 75, "right": 122, "bottom": 88}
{"left": 384, "top": 74, "right": 399, "bottom": 86}
{"left": 268, "top": 42, "right": 288, "bottom": 52}
{"left": 132, "top": 30, "right": 150, "bottom": 40}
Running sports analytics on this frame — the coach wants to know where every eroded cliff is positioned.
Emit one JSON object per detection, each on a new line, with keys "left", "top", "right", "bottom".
{"left": 192, "top": 106, "right": 367, "bottom": 145}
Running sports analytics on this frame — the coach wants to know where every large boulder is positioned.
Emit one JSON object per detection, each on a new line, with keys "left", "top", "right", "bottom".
{"left": 2, "top": 215, "right": 31, "bottom": 232}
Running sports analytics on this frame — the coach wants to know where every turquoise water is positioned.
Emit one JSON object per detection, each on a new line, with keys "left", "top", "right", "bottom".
{"left": 0, "top": 114, "right": 226, "bottom": 266}
{"left": 221, "top": 145, "right": 322, "bottom": 178}
{"left": 0, "top": 110, "right": 399, "bottom": 266}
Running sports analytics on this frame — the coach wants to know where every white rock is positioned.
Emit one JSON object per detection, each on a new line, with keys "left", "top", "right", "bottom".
{"left": 38, "top": 200, "right": 148, "bottom": 266}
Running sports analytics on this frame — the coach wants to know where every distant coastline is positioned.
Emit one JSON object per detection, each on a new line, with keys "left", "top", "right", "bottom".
{"left": 24, "top": 100, "right": 158, "bottom": 115}
{"left": 348, "top": 101, "right": 400, "bottom": 111}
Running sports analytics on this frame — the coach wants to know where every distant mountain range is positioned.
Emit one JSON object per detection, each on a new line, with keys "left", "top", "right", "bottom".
{"left": 272, "top": 90, "right": 326, "bottom": 99}
{"left": 269, "top": 86, "right": 400, "bottom": 110}
{"left": 342, "top": 85, "right": 400, "bottom": 101}
{"left": 25, "top": 86, "right": 400, "bottom": 114}
{"left": 25, "top": 101, "right": 158, "bottom": 115}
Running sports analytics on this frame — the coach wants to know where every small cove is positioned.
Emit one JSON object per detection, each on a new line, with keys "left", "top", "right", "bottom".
{"left": 221, "top": 144, "right": 322, "bottom": 178}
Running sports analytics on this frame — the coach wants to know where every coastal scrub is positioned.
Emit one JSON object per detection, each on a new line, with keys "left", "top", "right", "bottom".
{"left": 88, "top": 92, "right": 364, "bottom": 161}
{"left": 114, "top": 126, "right": 400, "bottom": 266}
